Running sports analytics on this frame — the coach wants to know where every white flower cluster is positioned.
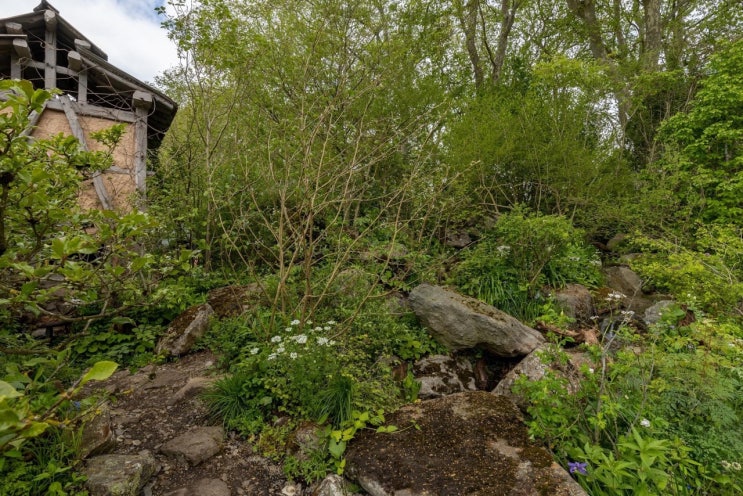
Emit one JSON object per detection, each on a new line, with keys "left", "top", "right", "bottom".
{"left": 620, "top": 310, "right": 635, "bottom": 320}
{"left": 264, "top": 320, "right": 338, "bottom": 360}
{"left": 721, "top": 460, "right": 742, "bottom": 471}
{"left": 605, "top": 291, "right": 626, "bottom": 301}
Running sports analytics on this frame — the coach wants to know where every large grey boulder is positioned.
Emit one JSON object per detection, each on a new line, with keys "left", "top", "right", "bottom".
{"left": 84, "top": 452, "right": 158, "bottom": 496}
{"left": 408, "top": 284, "right": 544, "bottom": 356}
{"left": 156, "top": 303, "right": 214, "bottom": 357}
{"left": 345, "top": 391, "right": 586, "bottom": 496}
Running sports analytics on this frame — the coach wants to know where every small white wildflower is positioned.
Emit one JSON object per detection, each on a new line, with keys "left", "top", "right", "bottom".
{"left": 569, "top": 256, "right": 581, "bottom": 262}
{"left": 250, "top": 347, "right": 260, "bottom": 355}
{"left": 285, "top": 327, "right": 293, "bottom": 332}
{"left": 721, "top": 460, "right": 732, "bottom": 470}
{"left": 267, "top": 353, "right": 277, "bottom": 361}
{"left": 496, "top": 245, "right": 510, "bottom": 256}
{"left": 323, "top": 326, "right": 331, "bottom": 331}
{"left": 276, "top": 346, "right": 285, "bottom": 353}
{"left": 290, "top": 319, "right": 300, "bottom": 326}
{"left": 306, "top": 320, "right": 313, "bottom": 325}
{"left": 314, "top": 326, "right": 323, "bottom": 331}
{"left": 640, "top": 418, "right": 651, "bottom": 428}
{"left": 317, "top": 337, "right": 330, "bottom": 346}
{"left": 588, "top": 368, "right": 594, "bottom": 374}
{"left": 606, "top": 291, "right": 626, "bottom": 301}
{"left": 329, "top": 340, "right": 337, "bottom": 345}
{"left": 732, "top": 462, "right": 741, "bottom": 471}
{"left": 326, "top": 320, "right": 337, "bottom": 325}
{"left": 292, "top": 334, "right": 308, "bottom": 344}
{"left": 290, "top": 352, "right": 298, "bottom": 360}
{"left": 271, "top": 335, "right": 282, "bottom": 343}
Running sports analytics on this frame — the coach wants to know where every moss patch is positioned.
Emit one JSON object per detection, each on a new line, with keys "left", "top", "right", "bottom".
{"left": 346, "top": 392, "right": 570, "bottom": 495}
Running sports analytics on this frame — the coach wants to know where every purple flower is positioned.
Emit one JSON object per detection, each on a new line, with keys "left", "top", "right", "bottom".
{"left": 568, "top": 461, "right": 588, "bottom": 475}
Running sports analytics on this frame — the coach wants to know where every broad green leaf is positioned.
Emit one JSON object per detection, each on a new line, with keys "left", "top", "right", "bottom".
{"left": 0, "top": 381, "right": 22, "bottom": 400}
{"left": 79, "top": 361, "right": 118, "bottom": 386}
{"left": 328, "top": 438, "right": 346, "bottom": 459}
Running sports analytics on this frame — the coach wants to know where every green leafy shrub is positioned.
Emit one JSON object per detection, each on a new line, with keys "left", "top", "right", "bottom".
{"left": 513, "top": 309, "right": 743, "bottom": 495}
{"left": 629, "top": 226, "right": 743, "bottom": 316}
{"left": 452, "top": 207, "right": 602, "bottom": 321}
{"left": 1, "top": 354, "right": 117, "bottom": 495}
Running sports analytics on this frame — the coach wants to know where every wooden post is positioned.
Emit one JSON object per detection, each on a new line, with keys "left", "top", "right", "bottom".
{"left": 67, "top": 50, "right": 87, "bottom": 103}
{"left": 44, "top": 9, "right": 58, "bottom": 89}
{"left": 6, "top": 23, "right": 23, "bottom": 80}
{"left": 132, "top": 91, "right": 153, "bottom": 198}
{"left": 59, "top": 96, "right": 113, "bottom": 210}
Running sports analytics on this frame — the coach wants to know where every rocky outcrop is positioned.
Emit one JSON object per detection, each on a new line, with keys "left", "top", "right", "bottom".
{"left": 345, "top": 391, "right": 586, "bottom": 496}
{"left": 207, "top": 284, "right": 262, "bottom": 319}
{"left": 408, "top": 284, "right": 544, "bottom": 356}
{"left": 311, "top": 475, "right": 350, "bottom": 496}
{"left": 412, "top": 354, "right": 477, "bottom": 399}
{"left": 552, "top": 284, "right": 595, "bottom": 326}
{"left": 80, "top": 404, "right": 116, "bottom": 459}
{"left": 643, "top": 300, "right": 676, "bottom": 325}
{"left": 84, "top": 452, "right": 158, "bottom": 496}
{"left": 492, "top": 345, "right": 592, "bottom": 411}
{"left": 156, "top": 303, "right": 215, "bottom": 357}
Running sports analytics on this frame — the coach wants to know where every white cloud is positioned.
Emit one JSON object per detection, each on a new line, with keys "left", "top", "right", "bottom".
{"left": 0, "top": 0, "right": 179, "bottom": 83}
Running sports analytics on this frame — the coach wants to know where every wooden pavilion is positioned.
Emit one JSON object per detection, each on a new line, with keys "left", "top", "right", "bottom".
{"left": 0, "top": 0, "right": 177, "bottom": 210}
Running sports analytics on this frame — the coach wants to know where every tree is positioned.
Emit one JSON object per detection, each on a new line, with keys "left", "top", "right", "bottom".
{"left": 154, "top": 0, "right": 457, "bottom": 319}
{"left": 655, "top": 39, "right": 743, "bottom": 224}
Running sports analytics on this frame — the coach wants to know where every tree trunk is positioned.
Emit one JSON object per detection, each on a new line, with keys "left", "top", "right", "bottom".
{"left": 491, "top": 0, "right": 518, "bottom": 84}
{"left": 642, "top": 0, "right": 662, "bottom": 71}
{"left": 457, "top": 0, "right": 484, "bottom": 89}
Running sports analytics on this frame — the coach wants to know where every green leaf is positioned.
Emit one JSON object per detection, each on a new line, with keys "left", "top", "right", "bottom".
{"left": 0, "top": 381, "right": 22, "bottom": 400}
{"left": 79, "top": 361, "right": 118, "bottom": 386}
{"left": 328, "top": 438, "right": 346, "bottom": 459}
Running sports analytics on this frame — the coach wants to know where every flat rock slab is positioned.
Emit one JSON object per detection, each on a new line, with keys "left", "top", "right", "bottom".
{"left": 345, "top": 391, "right": 586, "bottom": 496}
{"left": 409, "top": 284, "right": 544, "bottom": 356}
{"left": 84, "top": 452, "right": 158, "bottom": 496}
{"left": 164, "top": 477, "right": 231, "bottom": 496}
{"left": 160, "top": 426, "right": 224, "bottom": 466}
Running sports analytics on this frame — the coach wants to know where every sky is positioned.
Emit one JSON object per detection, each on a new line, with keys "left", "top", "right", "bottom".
{"left": 0, "top": 0, "right": 181, "bottom": 83}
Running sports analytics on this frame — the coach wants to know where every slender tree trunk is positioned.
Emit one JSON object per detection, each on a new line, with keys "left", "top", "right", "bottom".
{"left": 457, "top": 0, "right": 484, "bottom": 89}
{"left": 491, "top": 0, "right": 518, "bottom": 84}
